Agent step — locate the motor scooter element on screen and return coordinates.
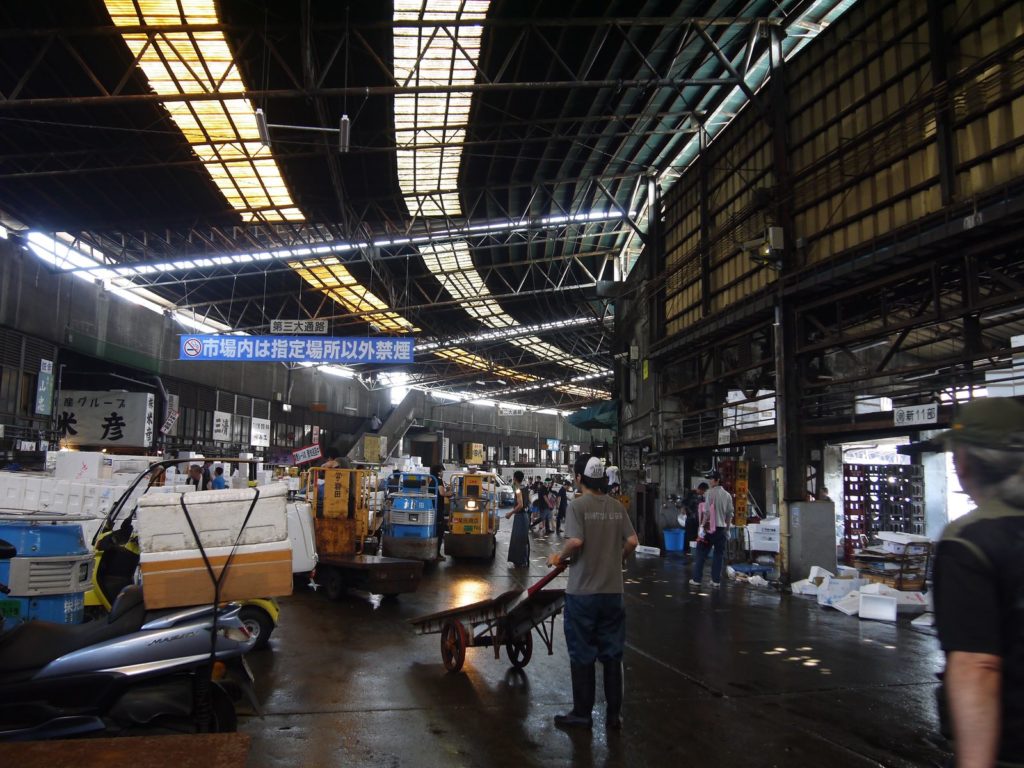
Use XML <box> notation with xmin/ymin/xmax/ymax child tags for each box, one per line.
<box><xmin>0</xmin><ymin>537</ymin><xmax>257</xmax><ymax>741</ymax></box>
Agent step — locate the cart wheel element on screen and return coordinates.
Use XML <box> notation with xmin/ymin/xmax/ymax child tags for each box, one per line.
<box><xmin>506</xmin><ymin>632</ymin><xmax>533</xmax><ymax>668</ymax></box>
<box><xmin>441</xmin><ymin>620</ymin><xmax>468</xmax><ymax>673</ymax></box>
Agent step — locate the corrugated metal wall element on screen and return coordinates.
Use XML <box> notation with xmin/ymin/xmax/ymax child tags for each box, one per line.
<box><xmin>789</xmin><ymin>0</ymin><xmax>939</xmax><ymax>264</ymax></box>
<box><xmin>661</xmin><ymin>0</ymin><xmax>1023</xmax><ymax>337</ymax></box>
<box><xmin>951</xmin><ymin>0</ymin><xmax>1024</xmax><ymax>196</ymax></box>
<box><xmin>663</xmin><ymin>105</ymin><xmax>775</xmax><ymax>336</ymax></box>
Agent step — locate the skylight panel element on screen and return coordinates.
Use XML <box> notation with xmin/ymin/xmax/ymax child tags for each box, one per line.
<box><xmin>392</xmin><ymin>3</ymin><xmax>608</xmax><ymax>379</ymax></box>
<box><xmin>393</xmin><ymin>0</ymin><xmax>487</xmax><ymax>218</ymax></box>
<box><xmin>104</xmin><ymin>0</ymin><xmax>302</xmax><ymax>222</ymax></box>
<box><xmin>435</xmin><ymin>348</ymin><xmax>536</xmax><ymax>383</ymax></box>
<box><xmin>556</xmin><ymin>385</ymin><xmax>611</xmax><ymax>400</ymax></box>
<box><xmin>294</xmin><ymin>258</ymin><xmax>420</xmax><ymax>334</ymax></box>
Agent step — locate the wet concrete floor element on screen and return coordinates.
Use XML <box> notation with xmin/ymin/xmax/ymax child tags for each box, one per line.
<box><xmin>242</xmin><ymin>524</ymin><xmax>951</xmax><ymax>768</ymax></box>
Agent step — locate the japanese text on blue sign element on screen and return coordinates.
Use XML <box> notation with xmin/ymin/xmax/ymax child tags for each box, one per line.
<box><xmin>179</xmin><ymin>335</ymin><xmax>415</xmax><ymax>364</ymax></box>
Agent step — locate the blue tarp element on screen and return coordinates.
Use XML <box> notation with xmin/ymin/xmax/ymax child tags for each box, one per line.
<box><xmin>566</xmin><ymin>400</ymin><xmax>618</xmax><ymax>431</ymax></box>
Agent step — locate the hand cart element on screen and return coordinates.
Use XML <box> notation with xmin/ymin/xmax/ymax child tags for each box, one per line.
<box><xmin>410</xmin><ymin>565</ymin><xmax>566</xmax><ymax>672</ymax></box>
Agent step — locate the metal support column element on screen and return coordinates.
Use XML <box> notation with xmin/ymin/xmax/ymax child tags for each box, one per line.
<box><xmin>699</xmin><ymin>125</ymin><xmax>712</xmax><ymax>317</ymax></box>
<box><xmin>927</xmin><ymin>0</ymin><xmax>958</xmax><ymax>205</ymax></box>
<box><xmin>646</xmin><ymin>174</ymin><xmax>664</xmax><ymax>347</ymax></box>
<box><xmin>767</xmin><ymin>24</ymin><xmax>803</xmax><ymax>584</ymax></box>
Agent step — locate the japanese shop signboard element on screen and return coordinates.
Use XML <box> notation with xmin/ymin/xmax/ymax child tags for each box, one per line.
<box><xmin>292</xmin><ymin>444</ymin><xmax>322</xmax><ymax>465</ymax></box>
<box><xmin>251</xmin><ymin>418</ymin><xmax>271</xmax><ymax>448</ymax></box>
<box><xmin>213</xmin><ymin>411</ymin><xmax>233</xmax><ymax>442</ymax></box>
<box><xmin>179</xmin><ymin>335</ymin><xmax>414</xmax><ymax>364</ymax></box>
<box><xmin>35</xmin><ymin>359</ymin><xmax>54</xmax><ymax>416</ymax></box>
<box><xmin>57</xmin><ymin>391</ymin><xmax>155</xmax><ymax>448</ymax></box>
<box><xmin>893</xmin><ymin>404</ymin><xmax>938</xmax><ymax>426</ymax></box>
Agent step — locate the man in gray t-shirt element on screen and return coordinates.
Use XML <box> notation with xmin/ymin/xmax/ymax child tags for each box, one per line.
<box><xmin>547</xmin><ymin>454</ymin><xmax>638</xmax><ymax>730</ymax></box>
<box><xmin>564</xmin><ymin>493</ymin><xmax>636</xmax><ymax>595</ymax></box>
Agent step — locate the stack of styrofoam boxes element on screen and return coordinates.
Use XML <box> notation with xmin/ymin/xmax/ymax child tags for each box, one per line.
<box><xmin>135</xmin><ymin>482</ymin><xmax>293</xmax><ymax>609</ymax></box>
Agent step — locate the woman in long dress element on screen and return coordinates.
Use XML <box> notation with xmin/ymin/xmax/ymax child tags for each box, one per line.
<box><xmin>506</xmin><ymin>470</ymin><xmax>530</xmax><ymax>567</ymax></box>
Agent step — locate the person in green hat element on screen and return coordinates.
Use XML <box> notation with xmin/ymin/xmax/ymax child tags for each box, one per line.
<box><xmin>933</xmin><ymin>397</ymin><xmax>1024</xmax><ymax>768</ymax></box>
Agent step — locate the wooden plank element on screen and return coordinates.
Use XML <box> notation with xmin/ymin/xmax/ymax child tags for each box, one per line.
<box><xmin>6</xmin><ymin>733</ymin><xmax>250</xmax><ymax>768</ymax></box>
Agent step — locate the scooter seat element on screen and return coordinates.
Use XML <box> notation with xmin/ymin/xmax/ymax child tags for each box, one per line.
<box><xmin>0</xmin><ymin>587</ymin><xmax>146</xmax><ymax>673</ymax></box>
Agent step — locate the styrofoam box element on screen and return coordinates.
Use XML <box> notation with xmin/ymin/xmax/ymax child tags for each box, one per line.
<box><xmin>817</xmin><ymin>576</ymin><xmax>864</xmax><ymax>607</ymax></box>
<box><xmin>877</xmin><ymin>531</ymin><xmax>930</xmax><ymax>555</ymax></box>
<box><xmin>21</xmin><ymin>477</ymin><xmax>42</xmax><ymax>510</ymax></box>
<box><xmin>55</xmin><ymin>452</ymin><xmax>106</xmax><ymax>481</ymax></box>
<box><xmin>38</xmin><ymin>485</ymin><xmax>66</xmax><ymax>514</ymax></box>
<box><xmin>0</xmin><ymin>474</ymin><xmax>25</xmax><ymax>509</ymax></box>
<box><xmin>859</xmin><ymin>593</ymin><xmax>898</xmax><ymax>622</ymax></box>
<box><xmin>136</xmin><ymin>482</ymin><xmax>289</xmax><ymax>552</ymax></box>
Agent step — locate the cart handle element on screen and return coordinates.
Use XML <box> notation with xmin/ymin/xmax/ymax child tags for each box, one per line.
<box><xmin>527</xmin><ymin>562</ymin><xmax>567</xmax><ymax>597</ymax></box>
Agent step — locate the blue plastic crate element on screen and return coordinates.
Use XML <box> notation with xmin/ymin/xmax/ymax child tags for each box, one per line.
<box><xmin>390</xmin><ymin>523</ymin><xmax>435</xmax><ymax>539</ymax></box>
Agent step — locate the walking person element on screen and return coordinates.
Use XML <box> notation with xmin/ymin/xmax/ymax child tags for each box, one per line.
<box><xmin>932</xmin><ymin>397</ymin><xmax>1024</xmax><ymax>767</ymax></box>
<box><xmin>556</xmin><ymin>481</ymin><xmax>569</xmax><ymax>535</ymax></box>
<box><xmin>689</xmin><ymin>471</ymin><xmax>733</xmax><ymax>588</ymax></box>
<box><xmin>547</xmin><ymin>454</ymin><xmax>638</xmax><ymax>730</ymax></box>
<box><xmin>505</xmin><ymin>470</ymin><xmax>530</xmax><ymax>568</ymax></box>
<box><xmin>430</xmin><ymin>464</ymin><xmax>451</xmax><ymax>561</ymax></box>
<box><xmin>540</xmin><ymin>478</ymin><xmax>556</xmax><ymax>535</ymax></box>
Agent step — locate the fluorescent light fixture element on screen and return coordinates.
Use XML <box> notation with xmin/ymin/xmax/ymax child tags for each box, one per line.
<box><xmin>320</xmin><ymin>365</ymin><xmax>355</xmax><ymax>379</ymax></box>
<box><xmin>0</xmin><ymin>225</ymin><xmax>7</xmax><ymax>239</ymax></box>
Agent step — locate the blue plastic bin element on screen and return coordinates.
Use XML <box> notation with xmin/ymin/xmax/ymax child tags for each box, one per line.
<box><xmin>663</xmin><ymin>528</ymin><xmax>685</xmax><ymax>552</ymax></box>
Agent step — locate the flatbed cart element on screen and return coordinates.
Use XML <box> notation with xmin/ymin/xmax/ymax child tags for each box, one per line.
<box><xmin>410</xmin><ymin>564</ymin><xmax>566</xmax><ymax>673</ymax></box>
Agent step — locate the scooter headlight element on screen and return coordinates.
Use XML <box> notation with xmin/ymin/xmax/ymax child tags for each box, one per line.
<box><xmin>220</xmin><ymin>625</ymin><xmax>252</xmax><ymax>643</ymax></box>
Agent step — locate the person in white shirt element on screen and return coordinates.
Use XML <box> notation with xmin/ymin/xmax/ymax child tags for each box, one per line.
<box><xmin>689</xmin><ymin>470</ymin><xmax>734</xmax><ymax>588</ymax></box>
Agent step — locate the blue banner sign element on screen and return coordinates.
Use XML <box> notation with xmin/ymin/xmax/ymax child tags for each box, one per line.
<box><xmin>179</xmin><ymin>335</ymin><xmax>414</xmax><ymax>364</ymax></box>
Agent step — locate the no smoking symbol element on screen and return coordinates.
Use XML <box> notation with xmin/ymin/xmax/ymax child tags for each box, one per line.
<box><xmin>183</xmin><ymin>338</ymin><xmax>203</xmax><ymax>357</ymax></box>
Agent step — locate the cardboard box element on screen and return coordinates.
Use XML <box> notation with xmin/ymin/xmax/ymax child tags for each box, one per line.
<box><xmin>745</xmin><ymin>524</ymin><xmax>781</xmax><ymax>552</ymax></box>
<box><xmin>140</xmin><ymin>541</ymin><xmax>293</xmax><ymax>609</ymax></box>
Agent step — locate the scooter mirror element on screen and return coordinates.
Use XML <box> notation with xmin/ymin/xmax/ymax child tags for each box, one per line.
<box><xmin>0</xmin><ymin>539</ymin><xmax>15</xmax><ymax>559</ymax></box>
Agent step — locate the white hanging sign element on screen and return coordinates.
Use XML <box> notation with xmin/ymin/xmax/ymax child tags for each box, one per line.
<box><xmin>213</xmin><ymin>410</ymin><xmax>233</xmax><ymax>441</ymax></box>
<box><xmin>251</xmin><ymin>418</ymin><xmax>271</xmax><ymax>448</ymax></box>
<box><xmin>893</xmin><ymin>404</ymin><xmax>937</xmax><ymax>426</ymax></box>
<box><xmin>57</xmin><ymin>391</ymin><xmax>155</xmax><ymax>448</ymax></box>
<box><xmin>270</xmin><ymin>319</ymin><xmax>329</xmax><ymax>335</ymax></box>
<box><xmin>293</xmin><ymin>444</ymin><xmax>322</xmax><ymax>465</ymax></box>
